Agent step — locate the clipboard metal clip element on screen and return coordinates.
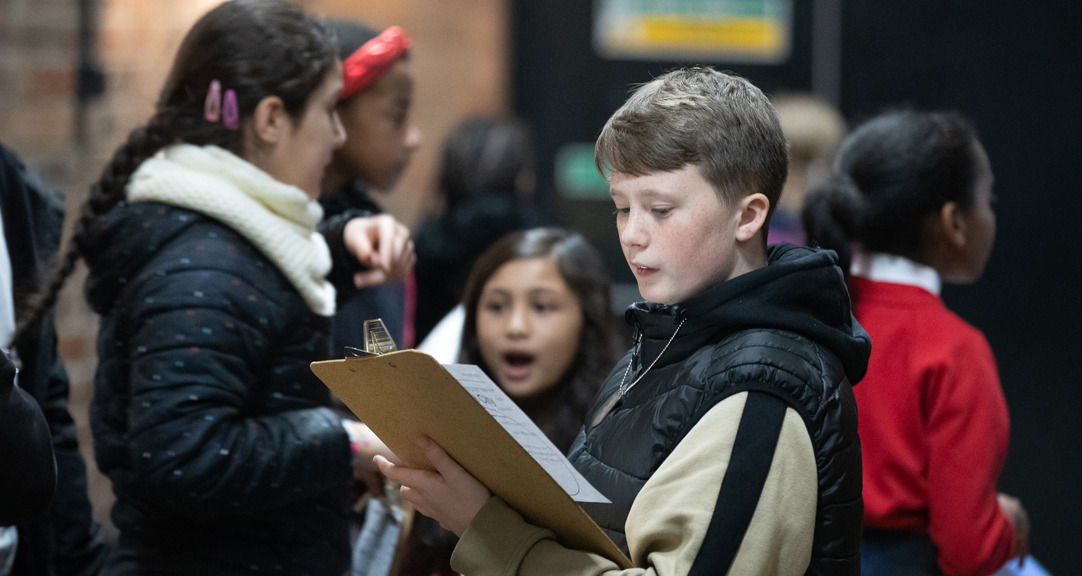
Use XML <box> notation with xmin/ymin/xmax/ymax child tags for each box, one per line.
<box><xmin>344</xmin><ymin>318</ymin><xmax>398</xmax><ymax>358</ymax></box>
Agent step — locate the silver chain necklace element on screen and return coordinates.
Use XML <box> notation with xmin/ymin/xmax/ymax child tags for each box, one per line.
<box><xmin>618</xmin><ymin>318</ymin><xmax>687</xmax><ymax>397</ymax></box>
<box><xmin>590</xmin><ymin>317</ymin><xmax>687</xmax><ymax>429</ymax></box>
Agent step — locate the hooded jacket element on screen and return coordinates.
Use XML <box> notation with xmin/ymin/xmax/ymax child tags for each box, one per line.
<box><xmin>571</xmin><ymin>243</ymin><xmax>869</xmax><ymax>574</ymax></box>
<box><xmin>451</xmin><ymin>244</ymin><xmax>870</xmax><ymax>576</ymax></box>
<box><xmin>83</xmin><ymin>193</ymin><xmax>357</xmax><ymax>574</ymax></box>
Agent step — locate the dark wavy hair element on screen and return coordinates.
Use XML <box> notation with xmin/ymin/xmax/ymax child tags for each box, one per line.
<box><xmin>406</xmin><ymin>228</ymin><xmax>614</xmax><ymax>576</ymax></box>
<box><xmin>802</xmin><ymin>110</ymin><xmax>981</xmax><ymax>273</ymax></box>
<box><xmin>459</xmin><ymin>227</ymin><xmax>613</xmax><ymax>452</ymax></box>
<box><xmin>13</xmin><ymin>0</ymin><xmax>338</xmax><ymax>348</ymax></box>
<box><xmin>438</xmin><ymin>115</ymin><xmax>535</xmax><ymax>207</ymax></box>
<box><xmin>322</xmin><ymin>18</ymin><xmax>380</xmax><ymax>62</ymax></box>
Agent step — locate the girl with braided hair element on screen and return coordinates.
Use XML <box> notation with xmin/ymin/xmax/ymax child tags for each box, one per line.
<box><xmin>15</xmin><ymin>1</ymin><xmax>413</xmax><ymax>573</ymax></box>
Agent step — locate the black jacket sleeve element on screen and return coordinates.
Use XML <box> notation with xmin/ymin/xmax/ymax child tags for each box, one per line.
<box><xmin>319</xmin><ymin>208</ymin><xmax>374</xmax><ymax>303</ymax></box>
<box><xmin>1</xmin><ymin>142</ymin><xmax>110</xmax><ymax>574</ymax></box>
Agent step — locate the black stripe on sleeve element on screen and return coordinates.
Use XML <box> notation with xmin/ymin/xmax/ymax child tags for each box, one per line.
<box><xmin>688</xmin><ymin>392</ymin><xmax>789</xmax><ymax>576</ymax></box>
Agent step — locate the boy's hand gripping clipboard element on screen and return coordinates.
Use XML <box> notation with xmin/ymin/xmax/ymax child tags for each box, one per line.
<box><xmin>310</xmin><ymin>340</ymin><xmax>631</xmax><ymax>567</ymax></box>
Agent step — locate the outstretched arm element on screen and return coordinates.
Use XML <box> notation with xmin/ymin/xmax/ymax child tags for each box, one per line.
<box><xmin>343</xmin><ymin>214</ymin><xmax>415</xmax><ymax>288</ymax></box>
<box><xmin>320</xmin><ymin>211</ymin><xmax>415</xmax><ymax>294</ymax></box>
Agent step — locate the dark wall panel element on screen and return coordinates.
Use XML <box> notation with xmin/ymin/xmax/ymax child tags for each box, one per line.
<box><xmin>842</xmin><ymin>3</ymin><xmax>1082</xmax><ymax>574</ymax></box>
<box><xmin>511</xmin><ymin>0</ymin><xmax>816</xmax><ymax>284</ymax></box>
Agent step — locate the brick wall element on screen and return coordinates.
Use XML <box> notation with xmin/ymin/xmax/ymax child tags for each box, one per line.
<box><xmin>2</xmin><ymin>0</ymin><xmax>508</xmax><ymax>542</ymax></box>
<box><xmin>0</xmin><ymin>0</ymin><xmax>76</xmax><ymax>146</ymax></box>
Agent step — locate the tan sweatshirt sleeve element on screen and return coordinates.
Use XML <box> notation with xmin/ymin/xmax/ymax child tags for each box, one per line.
<box><xmin>450</xmin><ymin>391</ymin><xmax>818</xmax><ymax>576</ymax></box>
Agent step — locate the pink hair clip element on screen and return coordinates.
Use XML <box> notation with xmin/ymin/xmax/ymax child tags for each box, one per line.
<box><xmin>204</xmin><ymin>80</ymin><xmax>222</xmax><ymax>122</ymax></box>
<box><xmin>222</xmin><ymin>89</ymin><xmax>239</xmax><ymax>130</ymax></box>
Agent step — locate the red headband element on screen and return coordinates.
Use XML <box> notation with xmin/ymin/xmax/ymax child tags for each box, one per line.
<box><xmin>339</xmin><ymin>26</ymin><xmax>411</xmax><ymax>101</ymax></box>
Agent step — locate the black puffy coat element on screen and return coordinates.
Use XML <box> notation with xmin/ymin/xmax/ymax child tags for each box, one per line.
<box><xmin>1</xmin><ymin>143</ymin><xmax>109</xmax><ymax>575</ymax></box>
<box><xmin>570</xmin><ymin>244</ymin><xmax>870</xmax><ymax>575</ymax></box>
<box><xmin>84</xmin><ymin>201</ymin><xmax>357</xmax><ymax>575</ymax></box>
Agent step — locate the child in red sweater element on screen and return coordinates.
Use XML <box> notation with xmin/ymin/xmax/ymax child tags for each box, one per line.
<box><xmin>804</xmin><ymin>110</ymin><xmax>1030</xmax><ymax>576</ymax></box>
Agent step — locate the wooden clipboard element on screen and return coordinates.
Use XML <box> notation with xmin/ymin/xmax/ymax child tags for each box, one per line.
<box><xmin>311</xmin><ymin>350</ymin><xmax>632</xmax><ymax>568</ymax></box>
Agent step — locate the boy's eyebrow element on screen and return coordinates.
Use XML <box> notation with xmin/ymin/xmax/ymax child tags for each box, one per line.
<box><xmin>610</xmin><ymin>187</ymin><xmax>676</xmax><ymax>201</ymax></box>
<box><xmin>640</xmin><ymin>188</ymin><xmax>675</xmax><ymax>200</ymax></box>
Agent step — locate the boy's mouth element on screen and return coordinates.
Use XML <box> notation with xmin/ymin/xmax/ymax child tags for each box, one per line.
<box><xmin>633</xmin><ymin>264</ymin><xmax>658</xmax><ymax>277</ymax></box>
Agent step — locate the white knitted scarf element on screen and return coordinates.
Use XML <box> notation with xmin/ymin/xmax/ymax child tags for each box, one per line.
<box><xmin>127</xmin><ymin>144</ymin><xmax>336</xmax><ymax>316</ymax></box>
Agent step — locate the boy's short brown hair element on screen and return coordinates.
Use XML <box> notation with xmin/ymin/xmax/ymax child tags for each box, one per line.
<box><xmin>596</xmin><ymin>67</ymin><xmax>788</xmax><ymax>220</ymax></box>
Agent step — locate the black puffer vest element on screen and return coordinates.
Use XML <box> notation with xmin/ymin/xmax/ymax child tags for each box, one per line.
<box><xmin>568</xmin><ymin>245</ymin><xmax>870</xmax><ymax>575</ymax></box>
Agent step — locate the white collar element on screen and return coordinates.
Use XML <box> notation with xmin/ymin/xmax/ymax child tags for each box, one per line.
<box><xmin>850</xmin><ymin>251</ymin><xmax>941</xmax><ymax>295</ymax></box>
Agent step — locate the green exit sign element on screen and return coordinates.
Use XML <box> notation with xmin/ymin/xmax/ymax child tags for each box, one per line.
<box><xmin>555</xmin><ymin>142</ymin><xmax>611</xmax><ymax>199</ymax></box>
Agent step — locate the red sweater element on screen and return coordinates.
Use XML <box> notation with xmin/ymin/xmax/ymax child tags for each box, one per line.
<box><xmin>851</xmin><ymin>277</ymin><xmax>1015</xmax><ymax>576</ymax></box>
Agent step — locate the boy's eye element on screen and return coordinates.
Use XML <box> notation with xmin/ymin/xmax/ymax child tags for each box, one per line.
<box><xmin>612</xmin><ymin>207</ymin><xmax>629</xmax><ymax>216</ymax></box>
<box><xmin>652</xmin><ymin>207</ymin><xmax>672</xmax><ymax>217</ymax></box>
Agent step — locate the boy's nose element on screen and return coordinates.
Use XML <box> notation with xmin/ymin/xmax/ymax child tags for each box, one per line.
<box><xmin>619</xmin><ymin>211</ymin><xmax>648</xmax><ymax>248</ymax></box>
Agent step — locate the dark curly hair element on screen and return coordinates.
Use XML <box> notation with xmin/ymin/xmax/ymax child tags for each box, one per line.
<box><xmin>437</xmin><ymin>115</ymin><xmax>535</xmax><ymax>207</ymax></box>
<box><xmin>12</xmin><ymin>0</ymin><xmax>338</xmax><ymax>349</ymax></box>
<box><xmin>802</xmin><ymin>110</ymin><xmax>981</xmax><ymax>273</ymax></box>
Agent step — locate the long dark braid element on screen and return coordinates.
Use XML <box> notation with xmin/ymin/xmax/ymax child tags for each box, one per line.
<box><xmin>11</xmin><ymin>0</ymin><xmax>337</xmax><ymax>350</ymax></box>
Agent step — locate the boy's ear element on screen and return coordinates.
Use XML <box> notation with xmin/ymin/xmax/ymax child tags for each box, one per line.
<box><xmin>938</xmin><ymin>201</ymin><xmax>968</xmax><ymax>248</ymax></box>
<box><xmin>734</xmin><ymin>192</ymin><xmax>770</xmax><ymax>242</ymax></box>
<box><xmin>250</xmin><ymin>95</ymin><xmax>289</xmax><ymax>145</ymax></box>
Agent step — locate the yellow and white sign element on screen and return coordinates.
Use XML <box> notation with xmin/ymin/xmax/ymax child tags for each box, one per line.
<box><xmin>595</xmin><ymin>0</ymin><xmax>792</xmax><ymax>63</ymax></box>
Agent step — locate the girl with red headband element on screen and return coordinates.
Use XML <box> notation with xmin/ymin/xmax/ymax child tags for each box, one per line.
<box><xmin>319</xmin><ymin>19</ymin><xmax>423</xmax><ymax>576</ymax></box>
<box><xmin>321</xmin><ymin>19</ymin><xmax>422</xmax><ymax>360</ymax></box>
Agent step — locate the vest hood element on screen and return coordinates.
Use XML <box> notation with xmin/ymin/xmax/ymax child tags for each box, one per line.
<box><xmin>626</xmin><ymin>244</ymin><xmax>871</xmax><ymax>385</ymax></box>
<box><xmin>83</xmin><ymin>202</ymin><xmax>203</xmax><ymax>315</ymax></box>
